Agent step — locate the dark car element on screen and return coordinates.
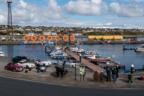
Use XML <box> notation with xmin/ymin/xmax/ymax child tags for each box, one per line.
<box><xmin>36</xmin><ymin>64</ymin><xmax>47</xmax><ymax>72</ymax></box>
<box><xmin>12</xmin><ymin>56</ymin><xmax>28</xmax><ymax>63</ymax></box>
<box><xmin>5</xmin><ymin>63</ymin><xmax>24</xmax><ymax>72</ymax></box>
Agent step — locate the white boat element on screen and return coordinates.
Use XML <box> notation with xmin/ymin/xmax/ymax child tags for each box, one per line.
<box><xmin>55</xmin><ymin>46</ymin><xmax>61</xmax><ymax>50</ymax></box>
<box><xmin>50</xmin><ymin>50</ymin><xmax>62</xmax><ymax>57</ymax></box>
<box><xmin>87</xmin><ymin>54</ymin><xmax>96</xmax><ymax>60</ymax></box>
<box><xmin>70</xmin><ymin>47</ymin><xmax>79</xmax><ymax>52</ymax></box>
<box><xmin>40</xmin><ymin>60</ymin><xmax>52</xmax><ymax>67</ymax></box>
<box><xmin>51</xmin><ymin>52</ymin><xmax>67</xmax><ymax>59</ymax></box>
<box><xmin>135</xmin><ymin>45</ymin><xmax>144</xmax><ymax>52</ymax></box>
<box><xmin>70</xmin><ymin>47</ymin><xmax>85</xmax><ymax>53</ymax></box>
<box><xmin>0</xmin><ymin>50</ymin><xmax>5</xmax><ymax>57</ymax></box>
<box><xmin>77</xmin><ymin>48</ymin><xmax>85</xmax><ymax>53</ymax></box>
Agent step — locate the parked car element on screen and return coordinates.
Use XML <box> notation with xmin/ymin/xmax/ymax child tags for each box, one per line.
<box><xmin>18</xmin><ymin>62</ymin><xmax>35</xmax><ymax>70</ymax></box>
<box><xmin>12</xmin><ymin>56</ymin><xmax>28</xmax><ymax>63</ymax></box>
<box><xmin>36</xmin><ymin>64</ymin><xmax>47</xmax><ymax>72</ymax></box>
<box><xmin>5</xmin><ymin>63</ymin><xmax>24</xmax><ymax>72</ymax></box>
<box><xmin>40</xmin><ymin>60</ymin><xmax>52</xmax><ymax>67</ymax></box>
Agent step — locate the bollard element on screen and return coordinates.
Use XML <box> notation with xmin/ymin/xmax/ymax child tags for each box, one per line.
<box><xmin>93</xmin><ymin>71</ymin><xmax>101</xmax><ymax>82</ymax></box>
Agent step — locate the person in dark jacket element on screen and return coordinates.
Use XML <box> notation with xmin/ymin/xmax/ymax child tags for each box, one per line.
<box><xmin>116</xmin><ymin>65</ymin><xmax>119</xmax><ymax>78</ymax></box>
<box><xmin>105</xmin><ymin>66</ymin><xmax>112</xmax><ymax>81</ymax></box>
<box><xmin>112</xmin><ymin>67</ymin><xmax>117</xmax><ymax>82</ymax></box>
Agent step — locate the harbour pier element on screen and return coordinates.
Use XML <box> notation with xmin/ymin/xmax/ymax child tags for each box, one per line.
<box><xmin>65</xmin><ymin>48</ymin><xmax>105</xmax><ymax>81</ymax></box>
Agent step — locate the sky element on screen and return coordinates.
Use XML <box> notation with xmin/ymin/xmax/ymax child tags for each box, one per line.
<box><xmin>0</xmin><ymin>0</ymin><xmax>144</xmax><ymax>28</ymax></box>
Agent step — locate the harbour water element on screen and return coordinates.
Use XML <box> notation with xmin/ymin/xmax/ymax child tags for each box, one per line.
<box><xmin>0</xmin><ymin>44</ymin><xmax>144</xmax><ymax>70</ymax></box>
<box><xmin>0</xmin><ymin>45</ymin><xmax>48</xmax><ymax>60</ymax></box>
<box><xmin>82</xmin><ymin>44</ymin><xmax>144</xmax><ymax>70</ymax></box>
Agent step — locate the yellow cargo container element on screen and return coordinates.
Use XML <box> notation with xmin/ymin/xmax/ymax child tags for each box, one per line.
<box><xmin>95</xmin><ymin>36</ymin><xmax>102</xmax><ymax>40</ymax></box>
<box><xmin>102</xmin><ymin>36</ymin><xmax>114</xmax><ymax>40</ymax></box>
<box><xmin>88</xmin><ymin>36</ymin><xmax>96</xmax><ymax>40</ymax></box>
<box><xmin>113</xmin><ymin>35</ymin><xmax>123</xmax><ymax>40</ymax></box>
<box><xmin>88</xmin><ymin>35</ymin><xmax>123</xmax><ymax>40</ymax></box>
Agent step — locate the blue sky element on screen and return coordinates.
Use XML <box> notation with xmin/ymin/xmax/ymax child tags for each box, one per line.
<box><xmin>0</xmin><ymin>0</ymin><xmax>144</xmax><ymax>28</ymax></box>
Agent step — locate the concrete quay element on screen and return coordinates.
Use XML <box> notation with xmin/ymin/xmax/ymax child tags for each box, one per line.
<box><xmin>0</xmin><ymin>57</ymin><xmax>144</xmax><ymax>88</ymax></box>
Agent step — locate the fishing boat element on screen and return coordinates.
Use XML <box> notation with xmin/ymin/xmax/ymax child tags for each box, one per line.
<box><xmin>135</xmin><ymin>44</ymin><xmax>144</xmax><ymax>52</ymax></box>
<box><xmin>51</xmin><ymin>53</ymin><xmax>67</xmax><ymax>59</ymax></box>
<box><xmin>70</xmin><ymin>47</ymin><xmax>79</xmax><ymax>52</ymax></box>
<box><xmin>70</xmin><ymin>47</ymin><xmax>85</xmax><ymax>53</ymax></box>
<box><xmin>50</xmin><ymin>50</ymin><xmax>62</xmax><ymax>56</ymax></box>
<box><xmin>83</xmin><ymin>51</ymin><xmax>97</xmax><ymax>58</ymax></box>
<box><xmin>0</xmin><ymin>51</ymin><xmax>5</xmax><ymax>57</ymax></box>
<box><xmin>87</xmin><ymin>53</ymin><xmax>112</xmax><ymax>64</ymax></box>
<box><xmin>0</xmin><ymin>48</ymin><xmax>5</xmax><ymax>57</ymax></box>
<box><xmin>50</xmin><ymin>49</ymin><xmax>67</xmax><ymax>59</ymax></box>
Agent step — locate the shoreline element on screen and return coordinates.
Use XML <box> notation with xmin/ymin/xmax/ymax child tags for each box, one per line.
<box><xmin>82</xmin><ymin>41</ymin><xmax>144</xmax><ymax>45</ymax></box>
<box><xmin>0</xmin><ymin>41</ymin><xmax>144</xmax><ymax>45</ymax></box>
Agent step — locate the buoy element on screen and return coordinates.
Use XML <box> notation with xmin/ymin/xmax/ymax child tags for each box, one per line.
<box><xmin>47</xmin><ymin>35</ymin><xmax>52</xmax><ymax>41</ymax></box>
<box><xmin>23</xmin><ymin>35</ymin><xmax>30</xmax><ymax>41</ymax></box>
<box><xmin>30</xmin><ymin>35</ymin><xmax>37</xmax><ymax>41</ymax></box>
<box><xmin>39</xmin><ymin>35</ymin><xmax>46</xmax><ymax>41</ymax></box>
<box><xmin>63</xmin><ymin>35</ymin><xmax>69</xmax><ymax>42</ymax></box>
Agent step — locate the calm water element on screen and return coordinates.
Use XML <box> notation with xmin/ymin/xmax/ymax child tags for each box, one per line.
<box><xmin>82</xmin><ymin>44</ymin><xmax>144</xmax><ymax>69</ymax></box>
<box><xmin>0</xmin><ymin>45</ymin><xmax>48</xmax><ymax>61</ymax></box>
<box><xmin>0</xmin><ymin>44</ymin><xmax>144</xmax><ymax>69</ymax></box>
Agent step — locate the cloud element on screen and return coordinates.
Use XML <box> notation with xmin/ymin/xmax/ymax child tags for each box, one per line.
<box><xmin>47</xmin><ymin>0</ymin><xmax>62</xmax><ymax>19</ymax></box>
<box><xmin>0</xmin><ymin>0</ymin><xmax>144</xmax><ymax>27</ymax></box>
<box><xmin>17</xmin><ymin>0</ymin><xmax>28</xmax><ymax>9</ymax></box>
<box><xmin>0</xmin><ymin>14</ymin><xmax>6</xmax><ymax>24</ymax></box>
<box><xmin>12</xmin><ymin>0</ymin><xmax>39</xmax><ymax>24</ymax></box>
<box><xmin>65</xmin><ymin>0</ymin><xmax>144</xmax><ymax>17</ymax></box>
<box><xmin>110</xmin><ymin>1</ymin><xmax>144</xmax><ymax>17</ymax></box>
<box><xmin>65</xmin><ymin>0</ymin><xmax>107</xmax><ymax>16</ymax></box>
<box><xmin>0</xmin><ymin>0</ymin><xmax>63</xmax><ymax>25</ymax></box>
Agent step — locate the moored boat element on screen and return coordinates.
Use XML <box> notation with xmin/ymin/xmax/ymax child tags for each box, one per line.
<box><xmin>0</xmin><ymin>48</ymin><xmax>5</xmax><ymax>57</ymax></box>
<box><xmin>135</xmin><ymin>44</ymin><xmax>144</xmax><ymax>52</ymax></box>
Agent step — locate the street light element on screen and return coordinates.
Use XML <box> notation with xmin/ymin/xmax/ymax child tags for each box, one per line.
<box><xmin>75</xmin><ymin>62</ymin><xmax>77</xmax><ymax>80</ymax></box>
<box><xmin>79</xmin><ymin>53</ymin><xmax>82</xmax><ymax>63</ymax></box>
<box><xmin>74</xmin><ymin>53</ymin><xmax>82</xmax><ymax>81</ymax></box>
<box><xmin>67</xmin><ymin>31</ymin><xmax>70</xmax><ymax>48</ymax></box>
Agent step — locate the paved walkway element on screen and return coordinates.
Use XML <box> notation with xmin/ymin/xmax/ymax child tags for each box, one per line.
<box><xmin>0</xmin><ymin>57</ymin><xmax>144</xmax><ymax>88</ymax></box>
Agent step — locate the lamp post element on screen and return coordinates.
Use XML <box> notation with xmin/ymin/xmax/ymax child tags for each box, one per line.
<box><xmin>7</xmin><ymin>0</ymin><xmax>13</xmax><ymax>39</ymax></box>
<box><xmin>75</xmin><ymin>63</ymin><xmax>77</xmax><ymax>80</ymax></box>
<box><xmin>67</xmin><ymin>31</ymin><xmax>70</xmax><ymax>48</ymax></box>
<box><xmin>79</xmin><ymin>53</ymin><xmax>82</xmax><ymax>63</ymax></box>
<box><xmin>7</xmin><ymin>0</ymin><xmax>13</xmax><ymax>61</ymax></box>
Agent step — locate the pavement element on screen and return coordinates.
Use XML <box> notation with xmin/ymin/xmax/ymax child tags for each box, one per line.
<box><xmin>0</xmin><ymin>77</ymin><xmax>144</xmax><ymax>96</ymax></box>
<box><xmin>1</xmin><ymin>57</ymin><xmax>144</xmax><ymax>89</ymax></box>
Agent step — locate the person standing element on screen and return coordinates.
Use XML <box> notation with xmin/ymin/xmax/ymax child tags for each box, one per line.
<box><xmin>106</xmin><ymin>66</ymin><xmax>111</xmax><ymax>81</ymax></box>
<box><xmin>112</xmin><ymin>67</ymin><xmax>117</xmax><ymax>82</ymax></box>
<box><xmin>128</xmin><ymin>64</ymin><xmax>135</xmax><ymax>83</ymax></box>
<box><xmin>116</xmin><ymin>65</ymin><xmax>119</xmax><ymax>78</ymax></box>
<box><xmin>130</xmin><ymin>64</ymin><xmax>135</xmax><ymax>74</ymax></box>
<box><xmin>79</xmin><ymin>65</ymin><xmax>86</xmax><ymax>81</ymax></box>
